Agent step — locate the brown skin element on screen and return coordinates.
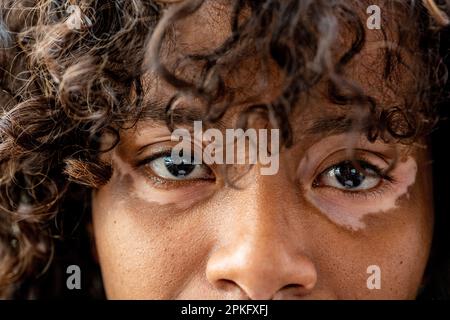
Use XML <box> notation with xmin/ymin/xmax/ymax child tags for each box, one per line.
<box><xmin>91</xmin><ymin>1</ymin><xmax>434</xmax><ymax>299</ymax></box>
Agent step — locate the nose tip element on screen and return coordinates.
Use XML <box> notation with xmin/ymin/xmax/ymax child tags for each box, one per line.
<box><xmin>206</xmin><ymin>243</ymin><xmax>318</xmax><ymax>299</ymax></box>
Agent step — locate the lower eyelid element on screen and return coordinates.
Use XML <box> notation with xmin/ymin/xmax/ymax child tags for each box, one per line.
<box><xmin>315</xmin><ymin>179</ymin><xmax>393</xmax><ymax>200</ymax></box>
<box><xmin>144</xmin><ymin>171</ymin><xmax>215</xmax><ymax>189</ymax></box>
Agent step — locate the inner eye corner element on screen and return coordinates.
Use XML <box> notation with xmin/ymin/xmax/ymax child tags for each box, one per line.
<box><xmin>311</xmin><ymin>179</ymin><xmax>321</xmax><ymax>188</ymax></box>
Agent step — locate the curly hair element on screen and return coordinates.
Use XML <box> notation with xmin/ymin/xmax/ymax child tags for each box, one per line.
<box><xmin>0</xmin><ymin>0</ymin><xmax>449</xmax><ymax>299</ymax></box>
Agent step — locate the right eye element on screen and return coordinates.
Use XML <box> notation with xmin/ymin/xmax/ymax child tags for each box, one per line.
<box><xmin>147</xmin><ymin>154</ymin><xmax>214</xmax><ymax>181</ymax></box>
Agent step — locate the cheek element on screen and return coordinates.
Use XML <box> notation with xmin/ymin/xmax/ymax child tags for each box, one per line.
<box><xmin>91</xmin><ymin>175</ymin><xmax>212</xmax><ymax>299</ymax></box>
<box><xmin>309</xmin><ymin>194</ymin><xmax>433</xmax><ymax>299</ymax></box>
<box><xmin>303</xmin><ymin>220</ymin><xmax>430</xmax><ymax>299</ymax></box>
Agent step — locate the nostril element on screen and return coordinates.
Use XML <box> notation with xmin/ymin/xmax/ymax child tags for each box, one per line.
<box><xmin>282</xmin><ymin>284</ymin><xmax>302</xmax><ymax>290</ymax></box>
<box><xmin>214</xmin><ymin>279</ymin><xmax>252</xmax><ymax>299</ymax></box>
<box><xmin>274</xmin><ymin>283</ymin><xmax>314</xmax><ymax>299</ymax></box>
<box><xmin>215</xmin><ymin>279</ymin><xmax>237</xmax><ymax>291</ymax></box>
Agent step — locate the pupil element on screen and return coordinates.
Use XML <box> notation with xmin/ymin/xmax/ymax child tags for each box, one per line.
<box><xmin>164</xmin><ymin>156</ymin><xmax>195</xmax><ymax>178</ymax></box>
<box><xmin>334</xmin><ymin>161</ymin><xmax>365</xmax><ymax>188</ymax></box>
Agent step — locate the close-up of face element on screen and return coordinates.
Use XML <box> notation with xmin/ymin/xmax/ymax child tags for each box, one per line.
<box><xmin>91</xmin><ymin>0</ymin><xmax>434</xmax><ymax>299</ymax></box>
<box><xmin>1</xmin><ymin>0</ymin><xmax>449</xmax><ymax>302</ymax></box>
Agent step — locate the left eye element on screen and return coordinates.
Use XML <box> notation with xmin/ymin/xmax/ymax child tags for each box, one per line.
<box><xmin>315</xmin><ymin>161</ymin><xmax>381</xmax><ymax>191</ymax></box>
<box><xmin>148</xmin><ymin>155</ymin><xmax>214</xmax><ymax>181</ymax></box>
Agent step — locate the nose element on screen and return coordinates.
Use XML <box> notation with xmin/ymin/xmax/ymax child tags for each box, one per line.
<box><xmin>205</xmin><ymin>173</ymin><xmax>317</xmax><ymax>300</ymax></box>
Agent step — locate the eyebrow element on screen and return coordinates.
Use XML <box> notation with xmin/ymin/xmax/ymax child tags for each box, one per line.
<box><xmin>138</xmin><ymin>98</ymin><xmax>208</xmax><ymax>127</ymax></box>
<box><xmin>138</xmin><ymin>98</ymin><xmax>365</xmax><ymax>137</ymax></box>
<box><xmin>305</xmin><ymin>115</ymin><xmax>363</xmax><ymax>136</ymax></box>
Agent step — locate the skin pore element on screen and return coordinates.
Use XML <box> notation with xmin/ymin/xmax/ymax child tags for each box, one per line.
<box><xmin>91</xmin><ymin>1</ymin><xmax>434</xmax><ymax>299</ymax></box>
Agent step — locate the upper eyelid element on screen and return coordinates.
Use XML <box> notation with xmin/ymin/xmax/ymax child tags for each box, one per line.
<box><xmin>304</xmin><ymin>148</ymin><xmax>387</xmax><ymax>180</ymax></box>
<box><xmin>315</xmin><ymin>155</ymin><xmax>382</xmax><ymax>179</ymax></box>
<box><xmin>137</xmin><ymin>139</ymin><xmax>205</xmax><ymax>162</ymax></box>
<box><xmin>321</xmin><ymin>160</ymin><xmax>383</xmax><ymax>176</ymax></box>
<box><xmin>135</xmin><ymin>149</ymin><xmax>173</xmax><ymax>167</ymax></box>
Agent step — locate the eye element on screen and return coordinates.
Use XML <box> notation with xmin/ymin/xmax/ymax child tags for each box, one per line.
<box><xmin>147</xmin><ymin>154</ymin><xmax>214</xmax><ymax>181</ymax></box>
<box><xmin>315</xmin><ymin>161</ymin><xmax>382</xmax><ymax>191</ymax></box>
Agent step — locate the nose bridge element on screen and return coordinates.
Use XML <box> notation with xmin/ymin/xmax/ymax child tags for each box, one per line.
<box><xmin>235</xmin><ymin>161</ymin><xmax>295</xmax><ymax>215</ymax></box>
<box><xmin>206</xmin><ymin>169</ymin><xmax>317</xmax><ymax>299</ymax></box>
<box><xmin>221</xmin><ymin>169</ymin><xmax>293</xmax><ymax>246</ymax></box>
<box><xmin>224</xmin><ymin>170</ymin><xmax>300</xmax><ymax>261</ymax></box>
<box><xmin>240</xmin><ymin>175</ymin><xmax>291</xmax><ymax>247</ymax></box>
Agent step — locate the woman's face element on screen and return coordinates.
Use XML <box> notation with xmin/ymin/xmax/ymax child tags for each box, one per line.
<box><xmin>91</xmin><ymin>1</ymin><xmax>434</xmax><ymax>299</ymax></box>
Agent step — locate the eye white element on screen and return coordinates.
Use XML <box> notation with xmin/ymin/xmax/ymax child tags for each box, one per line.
<box><xmin>149</xmin><ymin>156</ymin><xmax>211</xmax><ymax>181</ymax></box>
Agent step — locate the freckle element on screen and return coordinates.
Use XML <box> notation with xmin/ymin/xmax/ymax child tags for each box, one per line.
<box><xmin>114</xmin><ymin>220</ymin><xmax>117</xmax><ymax>224</ymax></box>
<box><xmin>400</xmin><ymin>260</ymin><xmax>403</xmax><ymax>265</ymax></box>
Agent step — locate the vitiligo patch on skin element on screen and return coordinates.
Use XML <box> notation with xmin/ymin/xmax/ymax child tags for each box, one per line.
<box><xmin>298</xmin><ymin>134</ymin><xmax>419</xmax><ymax>231</ymax></box>
<box><xmin>109</xmin><ymin>150</ymin><xmax>216</xmax><ymax>212</ymax></box>
<box><xmin>305</xmin><ymin>157</ymin><xmax>418</xmax><ymax>231</ymax></box>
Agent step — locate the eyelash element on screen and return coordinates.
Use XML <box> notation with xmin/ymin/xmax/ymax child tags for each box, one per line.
<box><xmin>137</xmin><ymin>148</ymin><xmax>396</xmax><ymax>200</ymax></box>
<box><xmin>138</xmin><ymin>150</ymin><xmax>172</xmax><ymax>166</ymax></box>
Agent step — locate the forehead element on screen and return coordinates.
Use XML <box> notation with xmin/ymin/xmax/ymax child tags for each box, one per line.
<box><xmin>140</xmin><ymin>0</ymin><xmax>421</xmax><ymax>130</ymax></box>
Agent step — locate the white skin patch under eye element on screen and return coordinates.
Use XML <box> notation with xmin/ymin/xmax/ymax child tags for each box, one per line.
<box><xmin>297</xmin><ymin>134</ymin><xmax>419</xmax><ymax>231</ymax></box>
<box><xmin>304</xmin><ymin>156</ymin><xmax>418</xmax><ymax>231</ymax></box>
<box><xmin>110</xmin><ymin>151</ymin><xmax>216</xmax><ymax>211</ymax></box>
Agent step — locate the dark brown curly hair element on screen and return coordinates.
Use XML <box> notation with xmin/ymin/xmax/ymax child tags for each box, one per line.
<box><xmin>0</xmin><ymin>0</ymin><xmax>449</xmax><ymax>299</ymax></box>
